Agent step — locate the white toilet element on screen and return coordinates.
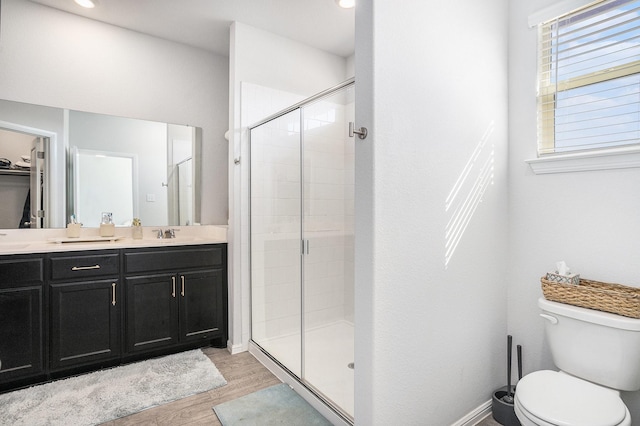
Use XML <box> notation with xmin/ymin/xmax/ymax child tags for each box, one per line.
<box><xmin>514</xmin><ymin>297</ymin><xmax>640</xmax><ymax>426</ymax></box>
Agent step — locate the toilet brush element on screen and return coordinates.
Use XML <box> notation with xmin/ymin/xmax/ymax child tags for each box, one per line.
<box><xmin>501</xmin><ymin>335</ymin><xmax>514</xmax><ymax>404</ymax></box>
<box><xmin>517</xmin><ymin>344</ymin><xmax>523</xmax><ymax>382</ymax></box>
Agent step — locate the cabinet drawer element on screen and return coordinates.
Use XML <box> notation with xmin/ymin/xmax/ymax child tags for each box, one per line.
<box><xmin>50</xmin><ymin>251</ymin><xmax>119</xmax><ymax>281</ymax></box>
<box><xmin>0</xmin><ymin>256</ymin><xmax>44</xmax><ymax>288</ymax></box>
<box><xmin>124</xmin><ymin>245</ymin><xmax>225</xmax><ymax>274</ymax></box>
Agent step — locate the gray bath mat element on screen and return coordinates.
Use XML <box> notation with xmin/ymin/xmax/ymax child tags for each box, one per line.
<box><xmin>0</xmin><ymin>349</ymin><xmax>227</xmax><ymax>426</ymax></box>
<box><xmin>213</xmin><ymin>383</ymin><xmax>333</xmax><ymax>425</ymax></box>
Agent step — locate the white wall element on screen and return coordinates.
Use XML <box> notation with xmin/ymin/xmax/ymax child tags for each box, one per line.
<box><xmin>228</xmin><ymin>22</ymin><xmax>350</xmax><ymax>352</ymax></box>
<box><xmin>0</xmin><ymin>130</ymin><xmax>35</xmax><ymax>165</ymax></box>
<box><xmin>355</xmin><ymin>0</ymin><xmax>509</xmax><ymax>424</ymax></box>
<box><xmin>0</xmin><ymin>0</ymin><xmax>229</xmax><ymax>225</ymax></box>
<box><xmin>508</xmin><ymin>0</ymin><xmax>640</xmax><ymax>420</ymax></box>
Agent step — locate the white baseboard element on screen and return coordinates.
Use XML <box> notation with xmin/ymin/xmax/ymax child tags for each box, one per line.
<box><xmin>452</xmin><ymin>400</ymin><xmax>492</xmax><ymax>426</ymax></box>
<box><xmin>226</xmin><ymin>340</ymin><xmax>248</xmax><ymax>355</ymax></box>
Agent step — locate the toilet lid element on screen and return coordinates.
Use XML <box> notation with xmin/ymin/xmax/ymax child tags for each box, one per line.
<box><xmin>516</xmin><ymin>370</ymin><xmax>627</xmax><ymax>426</ymax></box>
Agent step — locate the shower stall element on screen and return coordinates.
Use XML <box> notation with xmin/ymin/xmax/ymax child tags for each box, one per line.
<box><xmin>249</xmin><ymin>79</ymin><xmax>355</xmax><ymax>422</ymax></box>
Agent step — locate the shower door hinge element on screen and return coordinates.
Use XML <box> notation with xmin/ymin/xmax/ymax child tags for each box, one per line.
<box><xmin>349</xmin><ymin>122</ymin><xmax>368</xmax><ymax>140</ymax></box>
<box><xmin>301</xmin><ymin>239</ymin><xmax>310</xmax><ymax>255</ymax></box>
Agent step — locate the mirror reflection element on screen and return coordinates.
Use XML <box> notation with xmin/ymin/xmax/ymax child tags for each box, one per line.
<box><xmin>0</xmin><ymin>98</ymin><xmax>201</xmax><ymax>229</ymax></box>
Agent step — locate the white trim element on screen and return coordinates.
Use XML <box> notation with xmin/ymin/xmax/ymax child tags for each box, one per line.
<box><xmin>249</xmin><ymin>341</ymin><xmax>352</xmax><ymax>426</ymax></box>
<box><xmin>226</xmin><ymin>341</ymin><xmax>247</xmax><ymax>355</ymax></box>
<box><xmin>451</xmin><ymin>400</ymin><xmax>493</xmax><ymax>426</ymax></box>
<box><xmin>525</xmin><ymin>146</ymin><xmax>640</xmax><ymax>174</ymax></box>
<box><xmin>528</xmin><ymin>0</ymin><xmax>601</xmax><ymax>27</ymax></box>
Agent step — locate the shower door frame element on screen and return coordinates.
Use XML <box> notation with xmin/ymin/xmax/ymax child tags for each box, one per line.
<box><xmin>248</xmin><ymin>78</ymin><xmax>355</xmax><ymax>425</ymax></box>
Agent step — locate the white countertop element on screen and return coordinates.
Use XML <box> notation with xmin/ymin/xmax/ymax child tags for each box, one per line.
<box><xmin>0</xmin><ymin>225</ymin><xmax>227</xmax><ymax>255</ymax></box>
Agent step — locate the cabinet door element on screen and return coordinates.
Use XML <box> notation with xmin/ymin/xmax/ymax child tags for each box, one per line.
<box><xmin>125</xmin><ymin>273</ymin><xmax>178</xmax><ymax>353</ymax></box>
<box><xmin>179</xmin><ymin>269</ymin><xmax>224</xmax><ymax>343</ymax></box>
<box><xmin>0</xmin><ymin>287</ymin><xmax>43</xmax><ymax>382</ymax></box>
<box><xmin>50</xmin><ymin>279</ymin><xmax>120</xmax><ymax>370</ymax></box>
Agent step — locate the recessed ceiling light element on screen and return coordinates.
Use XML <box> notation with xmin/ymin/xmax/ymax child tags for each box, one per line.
<box><xmin>335</xmin><ymin>0</ymin><xmax>355</xmax><ymax>9</ymax></box>
<box><xmin>74</xmin><ymin>0</ymin><xmax>98</xmax><ymax>8</ymax></box>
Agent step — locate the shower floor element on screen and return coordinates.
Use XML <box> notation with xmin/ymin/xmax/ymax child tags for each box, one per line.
<box><xmin>256</xmin><ymin>320</ymin><xmax>354</xmax><ymax>418</ymax></box>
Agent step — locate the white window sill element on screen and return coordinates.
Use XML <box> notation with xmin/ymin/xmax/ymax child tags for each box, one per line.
<box><xmin>525</xmin><ymin>146</ymin><xmax>640</xmax><ymax>174</ymax></box>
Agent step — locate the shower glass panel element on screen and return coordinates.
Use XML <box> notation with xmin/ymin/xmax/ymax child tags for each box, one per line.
<box><xmin>250</xmin><ymin>109</ymin><xmax>303</xmax><ymax>378</ymax></box>
<box><xmin>302</xmin><ymin>86</ymin><xmax>354</xmax><ymax>417</ymax></box>
<box><xmin>250</xmin><ymin>81</ymin><xmax>354</xmax><ymax>421</ymax></box>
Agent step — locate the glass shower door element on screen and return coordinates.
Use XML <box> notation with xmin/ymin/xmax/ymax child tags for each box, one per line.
<box><xmin>301</xmin><ymin>85</ymin><xmax>355</xmax><ymax>418</ymax></box>
<box><xmin>250</xmin><ymin>80</ymin><xmax>355</xmax><ymax>421</ymax></box>
<box><xmin>250</xmin><ymin>109</ymin><xmax>302</xmax><ymax>377</ymax></box>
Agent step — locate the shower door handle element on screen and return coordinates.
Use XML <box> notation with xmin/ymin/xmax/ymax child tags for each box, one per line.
<box><xmin>306</xmin><ymin>240</ymin><xmax>310</xmax><ymax>255</ymax></box>
<box><xmin>301</xmin><ymin>239</ymin><xmax>310</xmax><ymax>255</ymax></box>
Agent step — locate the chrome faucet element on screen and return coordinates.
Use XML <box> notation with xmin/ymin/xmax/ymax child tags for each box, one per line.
<box><xmin>151</xmin><ymin>228</ymin><xmax>178</xmax><ymax>239</ymax></box>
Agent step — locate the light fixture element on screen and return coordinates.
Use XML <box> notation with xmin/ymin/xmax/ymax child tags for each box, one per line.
<box><xmin>335</xmin><ymin>0</ymin><xmax>355</xmax><ymax>9</ymax></box>
<box><xmin>74</xmin><ymin>0</ymin><xmax>98</xmax><ymax>8</ymax></box>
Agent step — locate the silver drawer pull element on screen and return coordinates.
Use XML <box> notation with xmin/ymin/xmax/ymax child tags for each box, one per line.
<box><xmin>112</xmin><ymin>283</ymin><xmax>116</xmax><ymax>306</ymax></box>
<box><xmin>181</xmin><ymin>275</ymin><xmax>185</xmax><ymax>297</ymax></box>
<box><xmin>71</xmin><ymin>264</ymin><xmax>101</xmax><ymax>271</ymax></box>
<box><xmin>172</xmin><ymin>276</ymin><xmax>176</xmax><ymax>298</ymax></box>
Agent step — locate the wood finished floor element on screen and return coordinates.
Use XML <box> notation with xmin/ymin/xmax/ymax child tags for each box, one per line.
<box><xmin>98</xmin><ymin>346</ymin><xmax>504</xmax><ymax>426</ymax></box>
<box><xmin>477</xmin><ymin>415</ymin><xmax>502</xmax><ymax>426</ymax></box>
<box><xmin>101</xmin><ymin>347</ymin><xmax>281</xmax><ymax>426</ymax></box>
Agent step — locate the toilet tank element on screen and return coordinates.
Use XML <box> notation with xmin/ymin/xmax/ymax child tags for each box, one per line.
<box><xmin>539</xmin><ymin>297</ymin><xmax>640</xmax><ymax>391</ymax></box>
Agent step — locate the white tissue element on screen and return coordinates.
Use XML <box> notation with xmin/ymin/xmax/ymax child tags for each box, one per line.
<box><xmin>556</xmin><ymin>261</ymin><xmax>570</xmax><ymax>276</ymax></box>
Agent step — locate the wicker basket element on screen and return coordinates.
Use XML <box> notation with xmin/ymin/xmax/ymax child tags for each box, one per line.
<box><xmin>541</xmin><ymin>277</ymin><xmax>640</xmax><ymax>319</ymax></box>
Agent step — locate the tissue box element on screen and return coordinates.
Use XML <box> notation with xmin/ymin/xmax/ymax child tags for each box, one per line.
<box><xmin>546</xmin><ymin>272</ymin><xmax>580</xmax><ymax>285</ymax></box>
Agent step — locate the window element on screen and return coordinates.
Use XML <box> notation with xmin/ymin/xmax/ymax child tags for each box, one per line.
<box><xmin>537</xmin><ymin>0</ymin><xmax>640</xmax><ymax>155</ymax></box>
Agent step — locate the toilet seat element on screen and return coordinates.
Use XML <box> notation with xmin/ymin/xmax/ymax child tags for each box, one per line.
<box><xmin>514</xmin><ymin>370</ymin><xmax>630</xmax><ymax>426</ymax></box>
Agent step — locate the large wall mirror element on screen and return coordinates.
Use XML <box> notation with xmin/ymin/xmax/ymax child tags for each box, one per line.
<box><xmin>0</xmin><ymin>98</ymin><xmax>201</xmax><ymax>229</ymax></box>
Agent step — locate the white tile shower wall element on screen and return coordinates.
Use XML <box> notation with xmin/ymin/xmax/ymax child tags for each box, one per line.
<box><xmin>246</xmin><ymin>82</ymin><xmax>354</xmax><ymax>343</ymax></box>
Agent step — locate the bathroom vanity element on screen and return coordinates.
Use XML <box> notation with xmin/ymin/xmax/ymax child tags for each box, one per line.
<box><xmin>0</xmin><ymin>226</ymin><xmax>227</xmax><ymax>393</ymax></box>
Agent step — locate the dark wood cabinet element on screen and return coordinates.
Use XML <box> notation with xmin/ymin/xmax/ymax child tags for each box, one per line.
<box><xmin>124</xmin><ymin>245</ymin><xmax>227</xmax><ymax>354</ymax></box>
<box><xmin>0</xmin><ymin>255</ymin><xmax>45</xmax><ymax>384</ymax></box>
<box><xmin>49</xmin><ymin>279</ymin><xmax>120</xmax><ymax>370</ymax></box>
<box><xmin>0</xmin><ymin>243</ymin><xmax>227</xmax><ymax>391</ymax></box>
<box><xmin>48</xmin><ymin>251</ymin><xmax>121</xmax><ymax>370</ymax></box>
<box><xmin>125</xmin><ymin>273</ymin><xmax>178</xmax><ymax>353</ymax></box>
<box><xmin>179</xmin><ymin>269</ymin><xmax>224</xmax><ymax>343</ymax></box>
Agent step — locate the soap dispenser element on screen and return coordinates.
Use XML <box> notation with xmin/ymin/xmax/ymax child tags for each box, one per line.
<box><xmin>131</xmin><ymin>217</ymin><xmax>143</xmax><ymax>239</ymax></box>
<box><xmin>99</xmin><ymin>212</ymin><xmax>115</xmax><ymax>237</ymax></box>
<box><xmin>66</xmin><ymin>214</ymin><xmax>81</xmax><ymax>238</ymax></box>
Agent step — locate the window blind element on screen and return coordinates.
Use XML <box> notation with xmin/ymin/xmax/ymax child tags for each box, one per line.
<box><xmin>537</xmin><ymin>0</ymin><xmax>640</xmax><ymax>155</ymax></box>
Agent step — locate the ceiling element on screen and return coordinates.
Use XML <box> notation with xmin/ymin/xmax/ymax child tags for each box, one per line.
<box><xmin>28</xmin><ymin>0</ymin><xmax>355</xmax><ymax>58</ymax></box>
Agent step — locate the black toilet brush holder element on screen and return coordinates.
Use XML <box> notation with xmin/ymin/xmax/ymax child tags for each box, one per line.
<box><xmin>492</xmin><ymin>386</ymin><xmax>521</xmax><ymax>426</ymax></box>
